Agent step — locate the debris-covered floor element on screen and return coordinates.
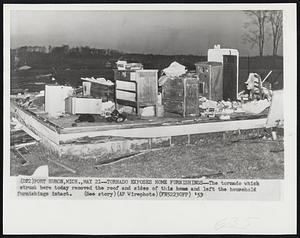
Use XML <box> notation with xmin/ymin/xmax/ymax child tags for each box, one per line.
<box><xmin>10</xmin><ymin>133</ymin><xmax>284</xmax><ymax>179</ymax></box>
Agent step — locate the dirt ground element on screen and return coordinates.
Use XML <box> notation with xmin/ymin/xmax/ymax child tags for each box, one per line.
<box><xmin>10</xmin><ymin>134</ymin><xmax>284</xmax><ymax>179</ymax></box>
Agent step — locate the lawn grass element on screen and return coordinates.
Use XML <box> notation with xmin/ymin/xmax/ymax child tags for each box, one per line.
<box><xmin>10</xmin><ymin>135</ymin><xmax>284</xmax><ymax>179</ymax></box>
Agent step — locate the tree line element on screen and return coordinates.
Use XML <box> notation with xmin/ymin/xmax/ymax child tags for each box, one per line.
<box><xmin>243</xmin><ymin>10</ymin><xmax>283</xmax><ymax>56</ymax></box>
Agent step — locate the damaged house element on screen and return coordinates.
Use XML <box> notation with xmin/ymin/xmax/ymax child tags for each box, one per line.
<box><xmin>10</xmin><ymin>45</ymin><xmax>283</xmax><ymax>157</ymax></box>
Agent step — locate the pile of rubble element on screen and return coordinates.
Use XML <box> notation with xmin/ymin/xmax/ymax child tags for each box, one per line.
<box><xmin>116</xmin><ymin>60</ymin><xmax>143</xmax><ymax>71</ymax></box>
<box><xmin>199</xmin><ymin>72</ymin><xmax>273</xmax><ymax>120</ymax></box>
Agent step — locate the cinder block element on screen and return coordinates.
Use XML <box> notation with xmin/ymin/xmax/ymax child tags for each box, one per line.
<box><xmin>150</xmin><ymin>137</ymin><xmax>171</xmax><ymax>149</ymax></box>
<box><xmin>171</xmin><ymin>135</ymin><xmax>189</xmax><ymax>146</ymax></box>
<box><xmin>190</xmin><ymin>132</ymin><xmax>223</xmax><ymax>144</ymax></box>
<box><xmin>240</xmin><ymin>128</ymin><xmax>265</xmax><ymax>139</ymax></box>
<box><xmin>129</xmin><ymin>139</ymin><xmax>150</xmax><ymax>151</ymax></box>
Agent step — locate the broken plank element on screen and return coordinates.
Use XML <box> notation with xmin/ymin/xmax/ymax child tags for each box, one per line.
<box><xmin>10</xmin><ymin>134</ymin><xmax>36</xmax><ymax>146</ymax></box>
<box><xmin>19</xmin><ymin>125</ymin><xmax>41</xmax><ymax>141</ymax></box>
<box><xmin>95</xmin><ymin>152</ymin><xmax>142</xmax><ymax>167</ymax></box>
<box><xmin>13</xmin><ymin>141</ymin><xmax>38</xmax><ymax>149</ymax></box>
<box><xmin>46</xmin><ymin>158</ymin><xmax>77</xmax><ymax>174</ymax></box>
<box><xmin>94</xmin><ymin>148</ymin><xmax>164</xmax><ymax>168</ymax></box>
<box><xmin>12</xmin><ymin>148</ymin><xmax>28</xmax><ymax>165</ymax></box>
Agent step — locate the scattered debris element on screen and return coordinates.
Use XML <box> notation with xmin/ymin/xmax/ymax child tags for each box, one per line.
<box><xmin>199</xmin><ymin>97</ymin><xmax>244</xmax><ymax>118</ymax></box>
<box><xmin>10</xmin><ymin>127</ymin><xmax>39</xmax><ymax>148</ymax></box>
<box><xmin>73</xmin><ymin>86</ymin><xmax>83</xmax><ymax>95</ymax></box>
<box><xmin>101</xmin><ymin>101</ymin><xmax>115</xmax><ymax>116</ymax></box>
<box><xmin>105</xmin><ymin>109</ymin><xmax>127</xmax><ymax>123</ymax></box>
<box><xmin>199</xmin><ymin>98</ymin><xmax>218</xmax><ymax>110</ymax></box>
<box><xmin>75</xmin><ymin>114</ymin><xmax>95</xmax><ymax>123</ymax></box>
<box><xmin>245</xmin><ymin>73</ymin><xmax>272</xmax><ymax>101</ymax></box>
<box><xmin>36</xmin><ymin>73</ymin><xmax>52</xmax><ymax>79</ymax></box>
<box><xmin>116</xmin><ymin>60</ymin><xmax>143</xmax><ymax>70</ymax></box>
<box><xmin>17</xmin><ymin>65</ymin><xmax>32</xmax><ymax>71</ymax></box>
<box><xmin>241</xmin><ymin>99</ymin><xmax>270</xmax><ymax>114</ymax></box>
<box><xmin>95</xmin><ymin>152</ymin><xmax>142</xmax><ymax>168</ymax></box>
<box><xmin>81</xmin><ymin>77</ymin><xmax>114</xmax><ymax>86</ymax></box>
<box><xmin>13</xmin><ymin>141</ymin><xmax>38</xmax><ymax>149</ymax></box>
<box><xmin>158</xmin><ymin>75</ymin><xmax>169</xmax><ymax>87</ymax></box>
<box><xmin>95</xmin><ymin>148</ymin><xmax>164</xmax><ymax>168</ymax></box>
<box><xmin>219</xmin><ymin>114</ymin><xmax>230</xmax><ymax>120</ymax></box>
<box><xmin>162</xmin><ymin>61</ymin><xmax>187</xmax><ymax>78</ymax></box>
<box><xmin>35</xmin><ymin>90</ymin><xmax>45</xmax><ymax>97</ymax></box>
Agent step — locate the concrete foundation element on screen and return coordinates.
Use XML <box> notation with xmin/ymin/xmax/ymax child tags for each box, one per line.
<box><xmin>11</xmin><ymin>102</ymin><xmax>274</xmax><ymax>157</ymax></box>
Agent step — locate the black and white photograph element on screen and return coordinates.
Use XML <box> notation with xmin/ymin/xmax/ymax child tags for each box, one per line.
<box><xmin>3</xmin><ymin>3</ymin><xmax>296</xmax><ymax>235</ymax></box>
<box><xmin>8</xmin><ymin>9</ymin><xmax>285</xmax><ymax>179</ymax></box>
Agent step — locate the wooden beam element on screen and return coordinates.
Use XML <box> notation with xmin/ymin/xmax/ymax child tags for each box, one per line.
<box><xmin>46</xmin><ymin>158</ymin><xmax>77</xmax><ymax>174</ymax></box>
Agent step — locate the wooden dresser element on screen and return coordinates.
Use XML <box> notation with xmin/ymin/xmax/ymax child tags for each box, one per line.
<box><xmin>114</xmin><ymin>69</ymin><xmax>158</xmax><ymax>115</ymax></box>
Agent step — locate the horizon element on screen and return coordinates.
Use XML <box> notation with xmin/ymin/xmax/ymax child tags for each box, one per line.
<box><xmin>10</xmin><ymin>10</ymin><xmax>283</xmax><ymax>57</ymax></box>
<box><xmin>10</xmin><ymin>45</ymin><xmax>284</xmax><ymax>58</ymax></box>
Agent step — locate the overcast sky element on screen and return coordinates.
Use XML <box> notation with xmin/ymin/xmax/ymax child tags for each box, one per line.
<box><xmin>10</xmin><ymin>10</ymin><xmax>283</xmax><ymax>56</ymax></box>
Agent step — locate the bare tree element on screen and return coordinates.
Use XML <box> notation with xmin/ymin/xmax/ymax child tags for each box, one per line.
<box><xmin>243</xmin><ymin>10</ymin><xmax>269</xmax><ymax>56</ymax></box>
<box><xmin>268</xmin><ymin>10</ymin><xmax>283</xmax><ymax>56</ymax></box>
